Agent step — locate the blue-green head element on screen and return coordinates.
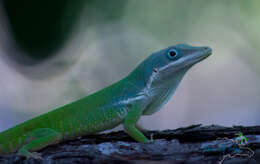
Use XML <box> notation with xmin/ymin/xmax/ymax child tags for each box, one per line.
<box><xmin>143</xmin><ymin>44</ymin><xmax>212</xmax><ymax>86</ymax></box>
<box><xmin>129</xmin><ymin>44</ymin><xmax>212</xmax><ymax>115</ymax></box>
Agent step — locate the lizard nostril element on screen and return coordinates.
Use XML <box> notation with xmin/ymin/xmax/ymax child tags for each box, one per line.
<box><xmin>203</xmin><ymin>47</ymin><xmax>212</xmax><ymax>52</ymax></box>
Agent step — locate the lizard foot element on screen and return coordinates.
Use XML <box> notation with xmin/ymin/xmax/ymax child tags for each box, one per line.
<box><xmin>17</xmin><ymin>148</ymin><xmax>43</xmax><ymax>160</ymax></box>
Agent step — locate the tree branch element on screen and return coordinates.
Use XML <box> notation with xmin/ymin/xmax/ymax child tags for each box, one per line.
<box><xmin>1</xmin><ymin>124</ymin><xmax>260</xmax><ymax>164</ymax></box>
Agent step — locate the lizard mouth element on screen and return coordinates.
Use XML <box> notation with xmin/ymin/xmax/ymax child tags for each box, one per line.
<box><xmin>181</xmin><ymin>47</ymin><xmax>212</xmax><ymax>69</ymax></box>
<box><xmin>194</xmin><ymin>47</ymin><xmax>212</xmax><ymax>63</ymax></box>
<box><xmin>203</xmin><ymin>47</ymin><xmax>212</xmax><ymax>57</ymax></box>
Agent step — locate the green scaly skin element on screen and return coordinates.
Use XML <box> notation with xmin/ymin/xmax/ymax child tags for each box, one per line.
<box><xmin>0</xmin><ymin>44</ymin><xmax>212</xmax><ymax>158</ymax></box>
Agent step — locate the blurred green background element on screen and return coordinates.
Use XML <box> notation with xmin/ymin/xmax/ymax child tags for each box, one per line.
<box><xmin>0</xmin><ymin>0</ymin><xmax>260</xmax><ymax>132</ymax></box>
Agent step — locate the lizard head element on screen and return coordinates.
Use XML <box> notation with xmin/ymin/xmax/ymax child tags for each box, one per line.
<box><xmin>143</xmin><ymin>43</ymin><xmax>212</xmax><ymax>87</ymax></box>
<box><xmin>139</xmin><ymin>43</ymin><xmax>212</xmax><ymax>115</ymax></box>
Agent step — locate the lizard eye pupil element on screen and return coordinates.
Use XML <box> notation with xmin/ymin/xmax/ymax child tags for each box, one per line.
<box><xmin>169</xmin><ymin>51</ymin><xmax>176</xmax><ymax>57</ymax></box>
<box><xmin>167</xmin><ymin>49</ymin><xmax>178</xmax><ymax>59</ymax></box>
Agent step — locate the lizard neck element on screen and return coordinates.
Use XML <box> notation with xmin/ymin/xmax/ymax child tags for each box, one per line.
<box><xmin>121</xmin><ymin>63</ymin><xmax>188</xmax><ymax>115</ymax></box>
<box><xmin>119</xmin><ymin>64</ymin><xmax>149</xmax><ymax>106</ymax></box>
<box><xmin>142</xmin><ymin>68</ymin><xmax>189</xmax><ymax>115</ymax></box>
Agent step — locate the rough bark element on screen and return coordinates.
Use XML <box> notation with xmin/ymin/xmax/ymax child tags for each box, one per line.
<box><xmin>0</xmin><ymin>124</ymin><xmax>260</xmax><ymax>164</ymax></box>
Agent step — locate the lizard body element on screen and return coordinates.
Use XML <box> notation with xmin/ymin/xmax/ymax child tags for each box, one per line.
<box><xmin>0</xmin><ymin>44</ymin><xmax>212</xmax><ymax>158</ymax></box>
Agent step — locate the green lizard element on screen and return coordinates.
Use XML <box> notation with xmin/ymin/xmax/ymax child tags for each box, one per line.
<box><xmin>0</xmin><ymin>44</ymin><xmax>212</xmax><ymax>159</ymax></box>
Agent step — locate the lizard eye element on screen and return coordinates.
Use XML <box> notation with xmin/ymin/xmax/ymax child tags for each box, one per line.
<box><xmin>167</xmin><ymin>49</ymin><xmax>178</xmax><ymax>59</ymax></box>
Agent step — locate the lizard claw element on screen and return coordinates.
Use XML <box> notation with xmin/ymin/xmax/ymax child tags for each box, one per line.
<box><xmin>27</xmin><ymin>152</ymin><xmax>43</xmax><ymax>160</ymax></box>
<box><xmin>149</xmin><ymin>133</ymin><xmax>154</xmax><ymax>142</ymax></box>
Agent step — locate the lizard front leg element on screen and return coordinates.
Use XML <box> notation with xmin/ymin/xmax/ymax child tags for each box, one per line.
<box><xmin>123</xmin><ymin>104</ymin><xmax>149</xmax><ymax>143</ymax></box>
